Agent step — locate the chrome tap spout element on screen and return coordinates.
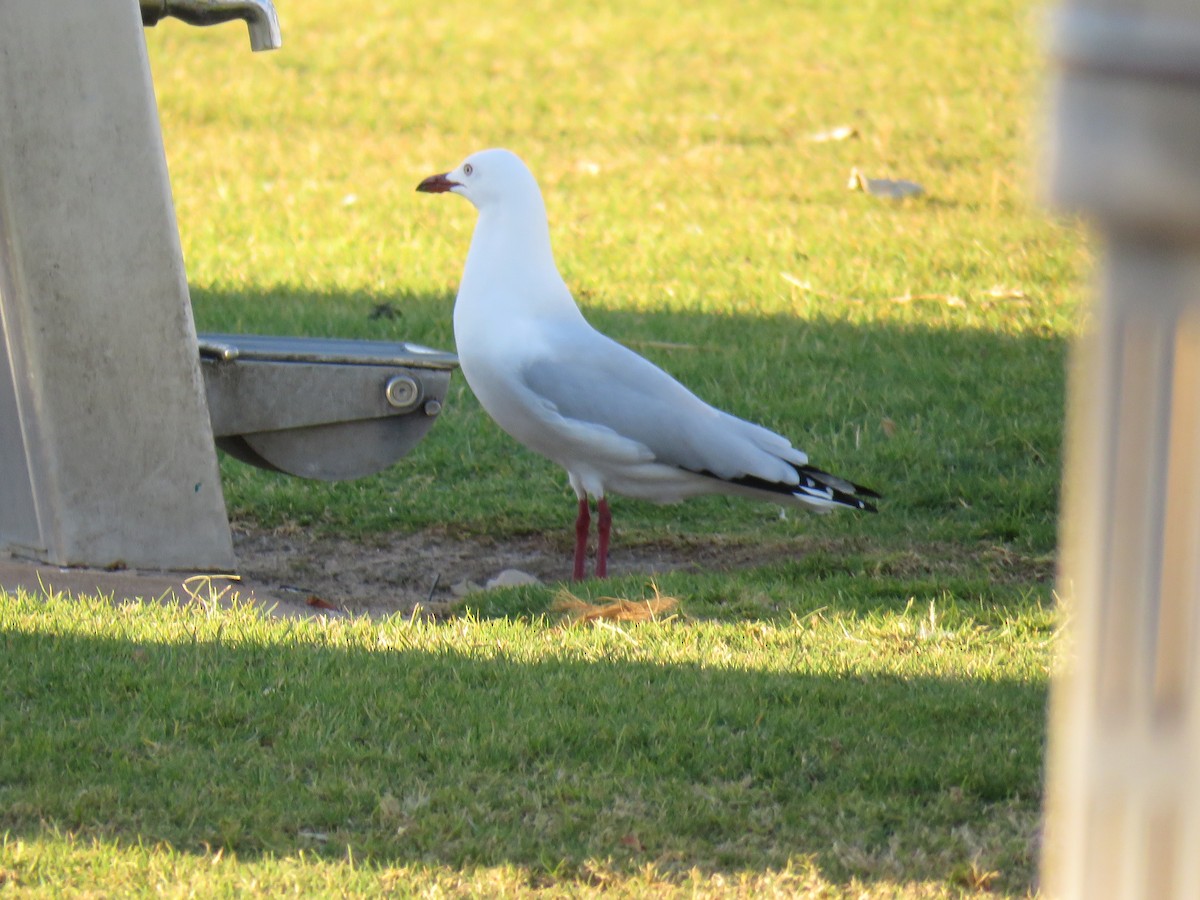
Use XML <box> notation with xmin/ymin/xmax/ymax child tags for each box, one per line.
<box><xmin>140</xmin><ymin>0</ymin><xmax>281</xmax><ymax>52</ymax></box>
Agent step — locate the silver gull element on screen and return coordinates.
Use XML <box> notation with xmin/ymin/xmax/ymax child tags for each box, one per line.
<box><xmin>418</xmin><ymin>148</ymin><xmax>879</xmax><ymax>581</ymax></box>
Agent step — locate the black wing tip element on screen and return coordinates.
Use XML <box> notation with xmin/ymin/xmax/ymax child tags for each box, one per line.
<box><xmin>693</xmin><ymin>464</ymin><xmax>882</xmax><ymax>513</ymax></box>
<box><xmin>814</xmin><ymin>483</ymin><xmax>879</xmax><ymax>513</ymax></box>
<box><xmin>798</xmin><ymin>464</ymin><xmax>883</xmax><ymax>503</ymax></box>
<box><xmin>854</xmin><ymin>496</ymin><xmax>880</xmax><ymax>514</ymax></box>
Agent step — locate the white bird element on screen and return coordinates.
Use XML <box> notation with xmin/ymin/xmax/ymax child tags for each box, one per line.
<box><xmin>418</xmin><ymin>149</ymin><xmax>879</xmax><ymax>581</ymax></box>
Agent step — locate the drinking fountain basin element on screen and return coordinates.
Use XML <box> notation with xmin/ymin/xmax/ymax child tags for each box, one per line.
<box><xmin>198</xmin><ymin>333</ymin><xmax>459</xmax><ymax>481</ymax></box>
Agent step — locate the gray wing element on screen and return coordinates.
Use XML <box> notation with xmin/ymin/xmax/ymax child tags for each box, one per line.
<box><xmin>521</xmin><ymin>327</ymin><xmax>806</xmax><ymax>485</ymax></box>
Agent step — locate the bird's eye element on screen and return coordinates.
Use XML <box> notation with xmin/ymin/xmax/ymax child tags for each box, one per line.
<box><xmin>463</xmin><ymin>163</ymin><xmax>474</xmax><ymax>176</ymax></box>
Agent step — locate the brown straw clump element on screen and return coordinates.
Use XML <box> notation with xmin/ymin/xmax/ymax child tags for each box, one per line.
<box><xmin>552</xmin><ymin>584</ymin><xmax>679</xmax><ymax>625</ymax></box>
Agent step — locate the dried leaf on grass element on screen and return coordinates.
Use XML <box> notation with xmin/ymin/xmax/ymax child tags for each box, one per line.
<box><xmin>981</xmin><ymin>285</ymin><xmax>1031</xmax><ymax>304</ymax></box>
<box><xmin>552</xmin><ymin>585</ymin><xmax>679</xmax><ymax>625</ymax></box>
<box><xmin>780</xmin><ymin>272</ymin><xmax>864</xmax><ymax>304</ymax></box>
<box><xmin>619</xmin><ymin>833</ymin><xmax>645</xmax><ymax>851</ymax></box>
<box><xmin>181</xmin><ymin>573</ymin><xmax>240</xmax><ymax>608</ymax></box>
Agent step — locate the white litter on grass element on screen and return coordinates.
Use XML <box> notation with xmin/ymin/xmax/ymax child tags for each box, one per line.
<box><xmin>808</xmin><ymin>125</ymin><xmax>859</xmax><ymax>143</ymax></box>
<box><xmin>848</xmin><ymin>167</ymin><xmax>925</xmax><ymax>199</ymax></box>
<box><xmin>485</xmin><ymin>569</ymin><xmax>542</xmax><ymax>589</ymax></box>
<box><xmin>452</xmin><ymin>569</ymin><xmax>542</xmax><ymax>597</ymax></box>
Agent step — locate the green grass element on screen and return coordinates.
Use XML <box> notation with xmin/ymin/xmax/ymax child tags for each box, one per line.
<box><xmin>0</xmin><ymin>589</ymin><xmax>1051</xmax><ymax>897</ymax></box>
<box><xmin>0</xmin><ymin>0</ymin><xmax>1082</xmax><ymax>894</ymax></box>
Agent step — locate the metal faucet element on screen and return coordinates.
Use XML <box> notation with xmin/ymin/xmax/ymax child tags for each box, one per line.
<box><xmin>140</xmin><ymin>0</ymin><xmax>281</xmax><ymax>51</ymax></box>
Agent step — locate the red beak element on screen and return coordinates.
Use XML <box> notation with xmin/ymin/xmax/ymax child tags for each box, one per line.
<box><xmin>416</xmin><ymin>173</ymin><xmax>459</xmax><ymax>194</ymax></box>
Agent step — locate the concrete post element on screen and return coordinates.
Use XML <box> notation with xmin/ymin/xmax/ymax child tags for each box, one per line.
<box><xmin>0</xmin><ymin>0</ymin><xmax>234</xmax><ymax>569</ymax></box>
<box><xmin>1044</xmin><ymin>2</ymin><xmax>1200</xmax><ymax>897</ymax></box>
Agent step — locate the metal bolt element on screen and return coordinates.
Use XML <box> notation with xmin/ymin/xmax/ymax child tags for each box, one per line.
<box><xmin>423</xmin><ymin>399</ymin><xmax>443</xmax><ymax>416</ymax></box>
<box><xmin>385</xmin><ymin>374</ymin><xmax>420</xmax><ymax>410</ymax></box>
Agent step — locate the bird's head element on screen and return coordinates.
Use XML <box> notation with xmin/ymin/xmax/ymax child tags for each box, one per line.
<box><xmin>416</xmin><ymin>148</ymin><xmax>540</xmax><ymax>211</ymax></box>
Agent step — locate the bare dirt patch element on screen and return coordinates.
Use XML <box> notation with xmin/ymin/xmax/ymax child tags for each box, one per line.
<box><xmin>230</xmin><ymin>525</ymin><xmax>1055</xmax><ymax>618</ymax></box>
<box><xmin>231</xmin><ymin>525</ymin><xmax>716</xmax><ymax>617</ymax></box>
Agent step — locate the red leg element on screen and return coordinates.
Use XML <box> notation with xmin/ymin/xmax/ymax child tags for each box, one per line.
<box><xmin>596</xmin><ymin>497</ymin><xmax>612</xmax><ymax>579</ymax></box>
<box><xmin>572</xmin><ymin>497</ymin><xmax>590</xmax><ymax>582</ymax></box>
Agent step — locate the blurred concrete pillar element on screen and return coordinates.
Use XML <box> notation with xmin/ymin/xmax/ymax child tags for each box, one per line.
<box><xmin>0</xmin><ymin>0</ymin><xmax>234</xmax><ymax>569</ymax></box>
<box><xmin>1044</xmin><ymin>2</ymin><xmax>1200</xmax><ymax>897</ymax></box>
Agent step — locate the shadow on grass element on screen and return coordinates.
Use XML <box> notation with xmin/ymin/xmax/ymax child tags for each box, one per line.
<box><xmin>0</xmin><ymin>613</ymin><xmax>1046</xmax><ymax>892</ymax></box>
<box><xmin>189</xmin><ymin>284</ymin><xmax>1068</xmax><ymax>556</ymax></box>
